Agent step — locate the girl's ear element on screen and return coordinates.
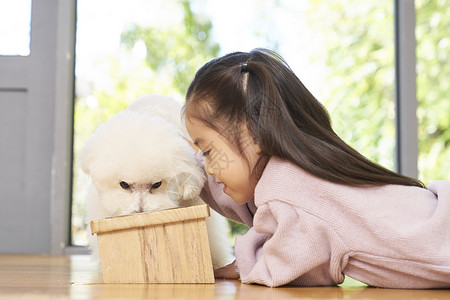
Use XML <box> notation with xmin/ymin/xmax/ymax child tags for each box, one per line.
<box><xmin>242</xmin><ymin>124</ymin><xmax>262</xmax><ymax>155</ymax></box>
<box><xmin>254</xmin><ymin>141</ymin><xmax>262</xmax><ymax>154</ymax></box>
<box><xmin>248</xmin><ymin>135</ymin><xmax>261</xmax><ymax>154</ymax></box>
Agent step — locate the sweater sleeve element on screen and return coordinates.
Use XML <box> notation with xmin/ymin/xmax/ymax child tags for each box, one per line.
<box><xmin>234</xmin><ymin>200</ymin><xmax>346</xmax><ymax>287</ymax></box>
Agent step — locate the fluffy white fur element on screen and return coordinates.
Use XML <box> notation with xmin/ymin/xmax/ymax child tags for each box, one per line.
<box><xmin>80</xmin><ymin>94</ymin><xmax>233</xmax><ymax>269</ymax></box>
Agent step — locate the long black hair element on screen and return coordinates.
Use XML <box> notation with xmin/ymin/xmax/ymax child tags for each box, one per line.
<box><xmin>184</xmin><ymin>48</ymin><xmax>424</xmax><ymax>188</ymax></box>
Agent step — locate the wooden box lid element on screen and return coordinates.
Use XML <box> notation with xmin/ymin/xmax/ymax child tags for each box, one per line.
<box><xmin>90</xmin><ymin>204</ymin><xmax>211</xmax><ymax>235</ymax></box>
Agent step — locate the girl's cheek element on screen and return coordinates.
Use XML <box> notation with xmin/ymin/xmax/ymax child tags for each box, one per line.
<box><xmin>204</xmin><ymin>159</ymin><xmax>214</xmax><ymax>175</ymax></box>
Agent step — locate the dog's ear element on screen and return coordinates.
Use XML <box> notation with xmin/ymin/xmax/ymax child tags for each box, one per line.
<box><xmin>167</xmin><ymin>172</ymin><xmax>203</xmax><ymax>206</ymax></box>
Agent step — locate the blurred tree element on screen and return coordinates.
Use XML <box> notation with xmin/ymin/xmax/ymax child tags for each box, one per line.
<box><xmin>306</xmin><ymin>1</ymin><xmax>396</xmax><ymax>171</ymax></box>
<box><xmin>416</xmin><ymin>0</ymin><xmax>450</xmax><ymax>183</ymax></box>
<box><xmin>120</xmin><ymin>0</ymin><xmax>219</xmax><ymax>96</ymax></box>
<box><xmin>306</xmin><ymin>0</ymin><xmax>450</xmax><ymax>183</ymax></box>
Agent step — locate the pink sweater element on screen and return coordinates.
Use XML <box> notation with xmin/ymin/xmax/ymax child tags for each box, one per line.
<box><xmin>200</xmin><ymin>157</ymin><xmax>450</xmax><ymax>288</ymax></box>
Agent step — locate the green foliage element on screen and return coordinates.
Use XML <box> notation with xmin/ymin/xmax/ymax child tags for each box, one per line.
<box><xmin>416</xmin><ymin>0</ymin><xmax>450</xmax><ymax>182</ymax></box>
<box><xmin>306</xmin><ymin>0</ymin><xmax>449</xmax><ymax>182</ymax></box>
<box><xmin>120</xmin><ymin>0</ymin><xmax>220</xmax><ymax>96</ymax></box>
<box><xmin>228</xmin><ymin>220</ymin><xmax>249</xmax><ymax>241</ymax></box>
<box><xmin>307</xmin><ymin>1</ymin><xmax>396</xmax><ymax>170</ymax></box>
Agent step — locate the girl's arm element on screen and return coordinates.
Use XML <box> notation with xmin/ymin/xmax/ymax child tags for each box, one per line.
<box><xmin>234</xmin><ymin>201</ymin><xmax>346</xmax><ymax>287</ymax></box>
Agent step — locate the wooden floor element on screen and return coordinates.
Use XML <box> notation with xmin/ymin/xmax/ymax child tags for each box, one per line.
<box><xmin>0</xmin><ymin>255</ymin><xmax>449</xmax><ymax>299</ymax></box>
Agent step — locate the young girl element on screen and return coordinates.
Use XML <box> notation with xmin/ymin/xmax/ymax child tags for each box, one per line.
<box><xmin>183</xmin><ymin>48</ymin><xmax>450</xmax><ymax>288</ymax></box>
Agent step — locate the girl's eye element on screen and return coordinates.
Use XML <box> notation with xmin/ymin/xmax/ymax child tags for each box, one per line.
<box><xmin>152</xmin><ymin>181</ymin><xmax>162</xmax><ymax>189</ymax></box>
<box><xmin>120</xmin><ymin>181</ymin><xmax>130</xmax><ymax>189</ymax></box>
<box><xmin>202</xmin><ymin>151</ymin><xmax>211</xmax><ymax>157</ymax></box>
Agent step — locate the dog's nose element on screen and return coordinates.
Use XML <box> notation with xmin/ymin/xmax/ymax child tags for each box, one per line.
<box><xmin>137</xmin><ymin>193</ymin><xmax>145</xmax><ymax>213</ymax></box>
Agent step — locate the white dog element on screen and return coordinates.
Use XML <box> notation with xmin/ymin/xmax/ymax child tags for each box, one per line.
<box><xmin>80</xmin><ymin>94</ymin><xmax>233</xmax><ymax>269</ymax></box>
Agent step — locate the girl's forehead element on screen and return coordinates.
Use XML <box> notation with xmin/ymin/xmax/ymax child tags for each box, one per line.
<box><xmin>186</xmin><ymin>117</ymin><xmax>222</xmax><ymax>135</ymax></box>
<box><xmin>185</xmin><ymin>117</ymin><xmax>209</xmax><ymax>138</ymax></box>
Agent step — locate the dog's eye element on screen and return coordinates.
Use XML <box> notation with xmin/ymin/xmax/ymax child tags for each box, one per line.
<box><xmin>119</xmin><ymin>181</ymin><xmax>130</xmax><ymax>189</ymax></box>
<box><xmin>152</xmin><ymin>181</ymin><xmax>162</xmax><ymax>189</ymax></box>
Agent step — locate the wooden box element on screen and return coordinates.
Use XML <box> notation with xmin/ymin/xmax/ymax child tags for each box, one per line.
<box><xmin>90</xmin><ymin>204</ymin><xmax>215</xmax><ymax>284</ymax></box>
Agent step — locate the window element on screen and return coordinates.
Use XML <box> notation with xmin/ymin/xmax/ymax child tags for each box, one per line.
<box><xmin>0</xmin><ymin>0</ymin><xmax>32</xmax><ymax>56</ymax></box>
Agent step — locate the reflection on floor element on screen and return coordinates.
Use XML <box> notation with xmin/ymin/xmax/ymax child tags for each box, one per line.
<box><xmin>0</xmin><ymin>255</ymin><xmax>449</xmax><ymax>299</ymax></box>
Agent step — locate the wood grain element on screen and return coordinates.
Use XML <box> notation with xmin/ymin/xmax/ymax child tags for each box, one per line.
<box><xmin>90</xmin><ymin>204</ymin><xmax>211</xmax><ymax>234</ymax></box>
<box><xmin>1</xmin><ymin>254</ymin><xmax>450</xmax><ymax>299</ymax></box>
<box><xmin>90</xmin><ymin>204</ymin><xmax>215</xmax><ymax>284</ymax></box>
